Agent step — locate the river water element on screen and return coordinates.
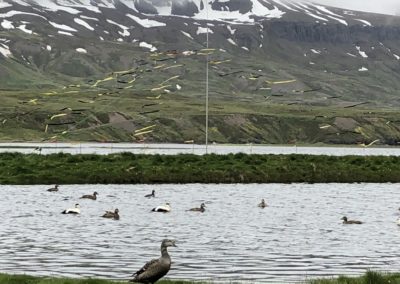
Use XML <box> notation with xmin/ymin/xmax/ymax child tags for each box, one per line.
<box><xmin>1</xmin><ymin>142</ymin><xmax>400</xmax><ymax>156</ymax></box>
<box><xmin>1</xmin><ymin>183</ymin><xmax>399</xmax><ymax>283</ymax></box>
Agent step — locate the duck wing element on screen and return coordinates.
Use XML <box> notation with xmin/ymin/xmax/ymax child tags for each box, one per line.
<box><xmin>132</xmin><ymin>258</ymin><xmax>159</xmax><ymax>277</ymax></box>
<box><xmin>132</xmin><ymin>257</ymin><xmax>170</xmax><ymax>283</ymax></box>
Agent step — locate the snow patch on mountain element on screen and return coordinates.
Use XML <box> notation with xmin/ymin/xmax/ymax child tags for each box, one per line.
<box><xmin>1</xmin><ymin>19</ymin><xmax>13</xmax><ymax>29</ymax></box>
<box><xmin>17</xmin><ymin>24</ymin><xmax>33</xmax><ymax>34</ymax></box>
<box><xmin>355</xmin><ymin>19</ymin><xmax>372</xmax><ymax>26</ymax></box>
<box><xmin>356</xmin><ymin>46</ymin><xmax>368</xmax><ymax>58</ymax></box>
<box><xmin>139</xmin><ymin>41</ymin><xmax>157</xmax><ymax>52</ymax></box>
<box><xmin>181</xmin><ymin>30</ymin><xmax>193</xmax><ymax>39</ymax></box>
<box><xmin>76</xmin><ymin>47</ymin><xmax>87</xmax><ymax>53</ymax></box>
<box><xmin>106</xmin><ymin>19</ymin><xmax>130</xmax><ymax>37</ymax></box>
<box><xmin>74</xmin><ymin>18</ymin><xmax>94</xmax><ymax>31</ymax></box>
<box><xmin>49</xmin><ymin>21</ymin><xmax>77</xmax><ymax>32</ymax></box>
<box><xmin>197</xmin><ymin>26</ymin><xmax>213</xmax><ymax>35</ymax></box>
<box><xmin>126</xmin><ymin>14</ymin><xmax>166</xmax><ymax>28</ymax></box>
<box><xmin>0</xmin><ymin>43</ymin><xmax>11</xmax><ymax>57</ymax></box>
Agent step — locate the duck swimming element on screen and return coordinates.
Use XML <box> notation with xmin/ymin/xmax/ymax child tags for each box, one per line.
<box><xmin>145</xmin><ymin>190</ymin><xmax>155</xmax><ymax>198</ymax></box>
<box><xmin>62</xmin><ymin>204</ymin><xmax>80</xmax><ymax>214</ymax></box>
<box><xmin>258</xmin><ymin>199</ymin><xmax>267</xmax><ymax>208</ymax></box>
<box><xmin>80</xmin><ymin>191</ymin><xmax>98</xmax><ymax>200</ymax></box>
<box><xmin>102</xmin><ymin>209</ymin><xmax>120</xmax><ymax>220</ymax></box>
<box><xmin>188</xmin><ymin>203</ymin><xmax>206</xmax><ymax>212</ymax></box>
<box><xmin>130</xmin><ymin>239</ymin><xmax>176</xmax><ymax>283</ymax></box>
<box><xmin>341</xmin><ymin>216</ymin><xmax>362</xmax><ymax>224</ymax></box>
<box><xmin>47</xmin><ymin>184</ymin><xmax>59</xmax><ymax>192</ymax></box>
<box><xmin>152</xmin><ymin>203</ymin><xmax>171</xmax><ymax>213</ymax></box>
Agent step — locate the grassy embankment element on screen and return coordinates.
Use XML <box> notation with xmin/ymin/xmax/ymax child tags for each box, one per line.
<box><xmin>1</xmin><ymin>271</ymin><xmax>400</xmax><ymax>283</ymax></box>
<box><xmin>0</xmin><ymin>152</ymin><xmax>400</xmax><ymax>184</ymax></box>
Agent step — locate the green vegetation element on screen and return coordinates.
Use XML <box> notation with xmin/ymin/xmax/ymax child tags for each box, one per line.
<box><xmin>309</xmin><ymin>271</ymin><xmax>400</xmax><ymax>284</ymax></box>
<box><xmin>1</xmin><ymin>152</ymin><xmax>400</xmax><ymax>184</ymax></box>
<box><xmin>0</xmin><ymin>274</ymin><xmax>194</xmax><ymax>284</ymax></box>
<box><xmin>1</xmin><ymin>271</ymin><xmax>400</xmax><ymax>284</ymax></box>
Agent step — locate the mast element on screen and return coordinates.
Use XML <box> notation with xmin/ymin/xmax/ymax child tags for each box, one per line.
<box><xmin>205</xmin><ymin>0</ymin><xmax>209</xmax><ymax>154</ymax></box>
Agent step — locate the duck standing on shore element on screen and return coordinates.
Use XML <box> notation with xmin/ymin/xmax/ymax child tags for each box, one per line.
<box><xmin>62</xmin><ymin>204</ymin><xmax>80</xmax><ymax>214</ymax></box>
<box><xmin>151</xmin><ymin>203</ymin><xmax>171</xmax><ymax>213</ymax></box>
<box><xmin>80</xmin><ymin>191</ymin><xmax>98</xmax><ymax>200</ymax></box>
<box><xmin>130</xmin><ymin>239</ymin><xmax>176</xmax><ymax>283</ymax></box>
<box><xmin>145</xmin><ymin>190</ymin><xmax>155</xmax><ymax>198</ymax></box>
<box><xmin>102</xmin><ymin>209</ymin><xmax>120</xmax><ymax>220</ymax></box>
<box><xmin>341</xmin><ymin>216</ymin><xmax>363</xmax><ymax>224</ymax></box>
<box><xmin>188</xmin><ymin>203</ymin><xmax>206</xmax><ymax>212</ymax></box>
<box><xmin>47</xmin><ymin>184</ymin><xmax>59</xmax><ymax>192</ymax></box>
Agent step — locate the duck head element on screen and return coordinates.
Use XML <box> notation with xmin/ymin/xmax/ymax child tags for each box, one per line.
<box><xmin>341</xmin><ymin>216</ymin><xmax>348</xmax><ymax>222</ymax></box>
<box><xmin>75</xmin><ymin>204</ymin><xmax>80</xmax><ymax>208</ymax></box>
<box><xmin>94</xmin><ymin>191</ymin><xmax>99</xmax><ymax>196</ymax></box>
<box><xmin>200</xmin><ymin>203</ymin><xmax>206</xmax><ymax>209</ymax></box>
<box><xmin>162</xmin><ymin>239</ymin><xmax>177</xmax><ymax>248</ymax></box>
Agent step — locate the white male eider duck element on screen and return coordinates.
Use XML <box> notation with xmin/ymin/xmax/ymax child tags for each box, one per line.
<box><xmin>62</xmin><ymin>204</ymin><xmax>80</xmax><ymax>214</ymax></box>
<box><xmin>47</xmin><ymin>184</ymin><xmax>59</xmax><ymax>192</ymax></box>
<box><xmin>80</xmin><ymin>191</ymin><xmax>98</xmax><ymax>200</ymax></box>
<box><xmin>341</xmin><ymin>216</ymin><xmax>362</xmax><ymax>224</ymax></box>
<box><xmin>152</xmin><ymin>203</ymin><xmax>171</xmax><ymax>213</ymax></box>
<box><xmin>258</xmin><ymin>199</ymin><xmax>267</xmax><ymax>208</ymax></box>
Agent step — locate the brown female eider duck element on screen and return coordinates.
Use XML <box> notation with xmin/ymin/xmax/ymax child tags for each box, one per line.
<box><xmin>130</xmin><ymin>239</ymin><xmax>176</xmax><ymax>283</ymax></box>
<box><xmin>80</xmin><ymin>191</ymin><xmax>98</xmax><ymax>200</ymax></box>
<box><xmin>258</xmin><ymin>199</ymin><xmax>267</xmax><ymax>208</ymax></box>
<box><xmin>102</xmin><ymin>208</ymin><xmax>120</xmax><ymax>220</ymax></box>
<box><xmin>47</xmin><ymin>184</ymin><xmax>59</xmax><ymax>192</ymax></box>
<box><xmin>341</xmin><ymin>216</ymin><xmax>362</xmax><ymax>224</ymax></box>
<box><xmin>145</xmin><ymin>190</ymin><xmax>155</xmax><ymax>198</ymax></box>
<box><xmin>188</xmin><ymin>203</ymin><xmax>206</xmax><ymax>212</ymax></box>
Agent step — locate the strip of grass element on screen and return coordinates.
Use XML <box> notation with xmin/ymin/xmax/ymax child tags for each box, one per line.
<box><xmin>1</xmin><ymin>271</ymin><xmax>400</xmax><ymax>284</ymax></box>
<box><xmin>1</xmin><ymin>152</ymin><xmax>400</xmax><ymax>184</ymax></box>
<box><xmin>0</xmin><ymin>274</ymin><xmax>194</xmax><ymax>284</ymax></box>
<box><xmin>309</xmin><ymin>271</ymin><xmax>400</xmax><ymax>284</ymax></box>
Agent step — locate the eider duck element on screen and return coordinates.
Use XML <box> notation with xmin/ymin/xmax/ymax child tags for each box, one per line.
<box><xmin>341</xmin><ymin>216</ymin><xmax>362</xmax><ymax>224</ymax></box>
<box><xmin>145</xmin><ymin>190</ymin><xmax>155</xmax><ymax>198</ymax></box>
<box><xmin>258</xmin><ymin>199</ymin><xmax>267</xmax><ymax>208</ymax></box>
<box><xmin>80</xmin><ymin>191</ymin><xmax>98</xmax><ymax>200</ymax></box>
<box><xmin>151</xmin><ymin>203</ymin><xmax>171</xmax><ymax>213</ymax></box>
<box><xmin>189</xmin><ymin>203</ymin><xmax>206</xmax><ymax>212</ymax></box>
<box><xmin>47</xmin><ymin>184</ymin><xmax>59</xmax><ymax>192</ymax></box>
<box><xmin>130</xmin><ymin>239</ymin><xmax>176</xmax><ymax>283</ymax></box>
<box><xmin>102</xmin><ymin>208</ymin><xmax>120</xmax><ymax>220</ymax></box>
<box><xmin>62</xmin><ymin>204</ymin><xmax>80</xmax><ymax>214</ymax></box>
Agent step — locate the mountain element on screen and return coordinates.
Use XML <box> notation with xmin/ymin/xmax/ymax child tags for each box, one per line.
<box><xmin>1</xmin><ymin>0</ymin><xmax>400</xmax><ymax>145</ymax></box>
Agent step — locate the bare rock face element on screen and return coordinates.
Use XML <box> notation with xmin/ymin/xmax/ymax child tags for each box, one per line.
<box><xmin>210</xmin><ymin>0</ymin><xmax>253</xmax><ymax>14</ymax></box>
<box><xmin>171</xmin><ymin>0</ymin><xmax>199</xmax><ymax>17</ymax></box>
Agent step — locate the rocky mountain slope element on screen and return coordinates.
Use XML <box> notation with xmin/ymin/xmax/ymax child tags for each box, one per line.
<box><xmin>1</xmin><ymin>0</ymin><xmax>400</xmax><ymax>144</ymax></box>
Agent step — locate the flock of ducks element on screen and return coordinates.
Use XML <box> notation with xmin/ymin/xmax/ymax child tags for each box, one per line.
<box><xmin>47</xmin><ymin>185</ymin><xmax>198</xmax><ymax>283</ymax></box>
<box><xmin>48</xmin><ymin>184</ymin><xmax>400</xmax><ymax>283</ymax></box>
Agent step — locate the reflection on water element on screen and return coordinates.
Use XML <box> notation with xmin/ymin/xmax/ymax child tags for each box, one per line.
<box><xmin>1</xmin><ymin>142</ymin><xmax>400</xmax><ymax>156</ymax></box>
<box><xmin>1</xmin><ymin>183</ymin><xmax>400</xmax><ymax>283</ymax></box>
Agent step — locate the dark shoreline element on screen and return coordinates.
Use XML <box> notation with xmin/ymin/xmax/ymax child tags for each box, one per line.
<box><xmin>1</xmin><ymin>152</ymin><xmax>400</xmax><ymax>185</ymax></box>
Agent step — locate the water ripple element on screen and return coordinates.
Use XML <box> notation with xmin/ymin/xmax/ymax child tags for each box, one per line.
<box><xmin>1</xmin><ymin>183</ymin><xmax>400</xmax><ymax>283</ymax></box>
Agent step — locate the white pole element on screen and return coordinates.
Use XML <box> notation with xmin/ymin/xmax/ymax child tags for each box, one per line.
<box><xmin>205</xmin><ymin>0</ymin><xmax>209</xmax><ymax>154</ymax></box>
